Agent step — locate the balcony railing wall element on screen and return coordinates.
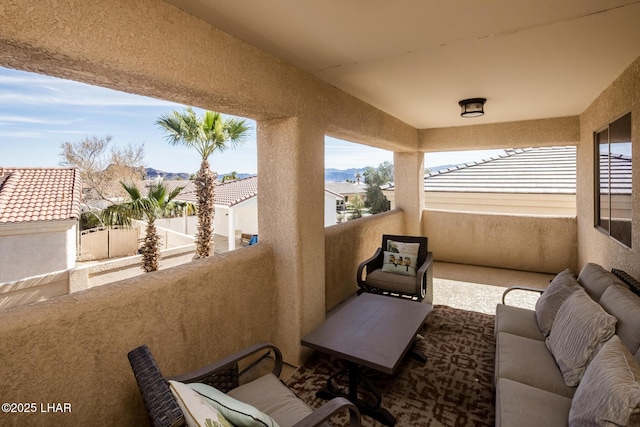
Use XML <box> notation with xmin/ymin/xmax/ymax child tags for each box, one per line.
<box><xmin>423</xmin><ymin>209</ymin><xmax>578</xmax><ymax>273</ymax></box>
<box><xmin>325</xmin><ymin>209</ymin><xmax>405</xmax><ymax>310</ymax></box>
<box><xmin>0</xmin><ymin>244</ymin><xmax>277</xmax><ymax>426</ymax></box>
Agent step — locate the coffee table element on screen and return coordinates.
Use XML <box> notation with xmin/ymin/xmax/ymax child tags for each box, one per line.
<box><xmin>301</xmin><ymin>293</ymin><xmax>432</xmax><ymax>426</ymax></box>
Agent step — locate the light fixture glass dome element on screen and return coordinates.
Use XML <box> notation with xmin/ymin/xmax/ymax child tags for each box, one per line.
<box><xmin>459</xmin><ymin>98</ymin><xmax>486</xmax><ymax>118</ymax></box>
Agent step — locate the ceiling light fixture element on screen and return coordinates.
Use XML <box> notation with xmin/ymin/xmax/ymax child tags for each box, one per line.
<box><xmin>459</xmin><ymin>98</ymin><xmax>486</xmax><ymax>118</ymax></box>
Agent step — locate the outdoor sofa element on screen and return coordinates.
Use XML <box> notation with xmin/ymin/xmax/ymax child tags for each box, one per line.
<box><xmin>494</xmin><ymin>263</ymin><xmax>640</xmax><ymax>426</ymax></box>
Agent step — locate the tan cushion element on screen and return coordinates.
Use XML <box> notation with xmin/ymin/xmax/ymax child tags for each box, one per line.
<box><xmin>496</xmin><ymin>332</ymin><xmax>576</xmax><ymax>397</ymax></box>
<box><xmin>546</xmin><ymin>289</ymin><xmax>617</xmax><ymax>387</ymax></box>
<box><xmin>228</xmin><ymin>373</ymin><xmax>313</xmax><ymax>427</ymax></box>
<box><xmin>496</xmin><ymin>378</ymin><xmax>572</xmax><ymax>427</ymax></box>
<box><xmin>495</xmin><ymin>304</ymin><xmax>544</xmax><ymax>341</ymax></box>
<box><xmin>366</xmin><ymin>268</ymin><xmax>417</xmax><ymax>294</ymax></box>
<box><xmin>599</xmin><ymin>283</ymin><xmax>640</xmax><ymax>354</ymax></box>
<box><xmin>577</xmin><ymin>263</ymin><xmax>626</xmax><ymax>302</ymax></box>
<box><xmin>535</xmin><ymin>268</ymin><xmax>582</xmax><ymax>336</ymax></box>
<box><xmin>569</xmin><ymin>336</ymin><xmax>640</xmax><ymax>426</ymax></box>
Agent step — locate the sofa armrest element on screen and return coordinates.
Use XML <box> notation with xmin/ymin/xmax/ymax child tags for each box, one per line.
<box><xmin>292</xmin><ymin>397</ymin><xmax>361</xmax><ymax>427</ymax></box>
<box><xmin>501</xmin><ymin>286</ymin><xmax>544</xmax><ymax>305</ymax></box>
<box><xmin>357</xmin><ymin>248</ymin><xmax>383</xmax><ymax>288</ymax></box>
<box><xmin>168</xmin><ymin>342</ymin><xmax>283</xmax><ymax>384</ymax></box>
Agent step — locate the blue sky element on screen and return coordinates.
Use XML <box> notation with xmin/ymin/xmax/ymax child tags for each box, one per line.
<box><xmin>0</xmin><ymin>66</ymin><xmax>504</xmax><ymax>175</ymax></box>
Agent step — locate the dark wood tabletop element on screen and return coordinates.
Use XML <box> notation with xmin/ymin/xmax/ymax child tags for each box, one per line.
<box><xmin>301</xmin><ymin>293</ymin><xmax>433</xmax><ymax>375</ymax></box>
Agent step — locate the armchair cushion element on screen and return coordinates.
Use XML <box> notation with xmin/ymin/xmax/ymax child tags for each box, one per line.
<box><xmin>381</xmin><ymin>251</ymin><xmax>417</xmax><ymax>276</ymax></box>
<box><xmin>185</xmin><ymin>381</ymin><xmax>279</xmax><ymax>427</ymax></box>
<box><xmin>169</xmin><ymin>380</ymin><xmax>232</xmax><ymax>427</ymax></box>
<box><xmin>599</xmin><ymin>283</ymin><xmax>640</xmax><ymax>355</ymax></box>
<box><xmin>365</xmin><ymin>269</ymin><xmax>419</xmax><ymax>295</ymax></box>
<box><xmin>386</xmin><ymin>240</ymin><xmax>420</xmax><ymax>257</ymax></box>
<box><xmin>227</xmin><ymin>373</ymin><xmax>317</xmax><ymax>427</ymax></box>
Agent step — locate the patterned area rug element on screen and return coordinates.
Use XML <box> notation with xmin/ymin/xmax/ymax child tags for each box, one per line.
<box><xmin>286</xmin><ymin>305</ymin><xmax>496</xmax><ymax>427</ymax></box>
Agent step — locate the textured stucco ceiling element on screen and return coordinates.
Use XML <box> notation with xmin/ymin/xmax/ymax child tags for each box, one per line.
<box><xmin>164</xmin><ymin>0</ymin><xmax>640</xmax><ymax>129</ymax></box>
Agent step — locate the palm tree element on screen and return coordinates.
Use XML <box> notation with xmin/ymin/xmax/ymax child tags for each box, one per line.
<box><xmin>101</xmin><ymin>181</ymin><xmax>192</xmax><ymax>272</ymax></box>
<box><xmin>156</xmin><ymin>107</ymin><xmax>251</xmax><ymax>258</ymax></box>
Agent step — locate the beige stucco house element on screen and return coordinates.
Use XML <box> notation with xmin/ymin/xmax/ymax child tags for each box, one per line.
<box><xmin>0</xmin><ymin>1</ymin><xmax>639</xmax><ymax>425</ymax></box>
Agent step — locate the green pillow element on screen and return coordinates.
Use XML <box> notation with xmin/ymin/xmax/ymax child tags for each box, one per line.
<box><xmin>187</xmin><ymin>382</ymin><xmax>279</xmax><ymax>427</ymax></box>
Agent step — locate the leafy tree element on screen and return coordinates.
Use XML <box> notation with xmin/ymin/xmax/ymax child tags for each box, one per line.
<box><xmin>347</xmin><ymin>195</ymin><xmax>365</xmax><ymax>220</ymax></box>
<box><xmin>222</xmin><ymin>171</ymin><xmax>238</xmax><ymax>182</ymax></box>
<box><xmin>363</xmin><ymin>161</ymin><xmax>393</xmax><ymax>214</ymax></box>
<box><xmin>101</xmin><ymin>181</ymin><xmax>193</xmax><ymax>272</ymax></box>
<box><xmin>156</xmin><ymin>107</ymin><xmax>251</xmax><ymax>258</ymax></box>
<box><xmin>59</xmin><ymin>135</ymin><xmax>145</xmax><ymax>201</ymax></box>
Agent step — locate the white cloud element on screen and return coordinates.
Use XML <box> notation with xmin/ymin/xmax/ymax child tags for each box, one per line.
<box><xmin>0</xmin><ymin>130</ymin><xmax>44</xmax><ymax>138</ymax></box>
<box><xmin>0</xmin><ymin>115</ymin><xmax>85</xmax><ymax>125</ymax></box>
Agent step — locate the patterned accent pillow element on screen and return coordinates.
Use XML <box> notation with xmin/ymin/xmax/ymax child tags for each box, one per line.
<box><xmin>569</xmin><ymin>336</ymin><xmax>640</xmax><ymax>426</ymax></box>
<box><xmin>169</xmin><ymin>380</ymin><xmax>232</xmax><ymax>427</ymax></box>
<box><xmin>546</xmin><ymin>289</ymin><xmax>617</xmax><ymax>387</ymax></box>
<box><xmin>535</xmin><ymin>268</ymin><xmax>582</xmax><ymax>336</ymax></box>
<box><xmin>386</xmin><ymin>240</ymin><xmax>420</xmax><ymax>257</ymax></box>
<box><xmin>381</xmin><ymin>251</ymin><xmax>417</xmax><ymax>276</ymax></box>
<box><xmin>188</xmin><ymin>382</ymin><xmax>279</xmax><ymax>427</ymax></box>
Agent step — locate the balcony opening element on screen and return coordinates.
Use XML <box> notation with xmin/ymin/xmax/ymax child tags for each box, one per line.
<box><xmin>324</xmin><ymin>136</ymin><xmax>393</xmax><ymax>225</ymax></box>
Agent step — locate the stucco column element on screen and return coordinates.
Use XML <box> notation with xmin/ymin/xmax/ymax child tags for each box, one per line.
<box><xmin>257</xmin><ymin>116</ymin><xmax>326</xmax><ymax>364</ymax></box>
<box><xmin>393</xmin><ymin>152</ymin><xmax>425</xmax><ymax>235</ymax></box>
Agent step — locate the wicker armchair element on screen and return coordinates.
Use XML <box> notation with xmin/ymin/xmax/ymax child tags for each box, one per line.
<box><xmin>357</xmin><ymin>234</ymin><xmax>433</xmax><ymax>303</ymax></box>
<box><xmin>128</xmin><ymin>342</ymin><xmax>361</xmax><ymax>427</ymax></box>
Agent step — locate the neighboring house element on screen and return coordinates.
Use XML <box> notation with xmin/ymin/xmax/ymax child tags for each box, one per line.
<box><xmin>385</xmin><ymin>146</ymin><xmax>582</xmax><ymax>215</ymax></box>
<box><xmin>324</xmin><ymin>181</ymin><xmax>367</xmax><ymax>210</ymax></box>
<box><xmin>177</xmin><ymin>176</ymin><xmax>343</xmax><ymax>251</ymax></box>
<box><xmin>0</xmin><ymin>167</ymin><xmax>81</xmax><ymax>283</ymax></box>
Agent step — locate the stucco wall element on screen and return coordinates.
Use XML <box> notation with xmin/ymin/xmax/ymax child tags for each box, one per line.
<box><xmin>423</xmin><ymin>209</ymin><xmax>578</xmax><ymax>274</ymax></box>
<box><xmin>0</xmin><ymin>220</ymin><xmax>76</xmax><ymax>283</ymax></box>
<box><xmin>325</xmin><ymin>209</ymin><xmax>405</xmax><ymax>310</ymax></box>
<box><xmin>577</xmin><ymin>56</ymin><xmax>640</xmax><ymax>276</ymax></box>
<box><xmin>0</xmin><ymin>245</ymin><xmax>276</xmax><ymax>426</ymax></box>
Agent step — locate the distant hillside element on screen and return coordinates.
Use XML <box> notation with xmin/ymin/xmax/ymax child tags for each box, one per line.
<box><xmin>145</xmin><ymin>168</ymin><xmax>254</xmax><ymax>181</ymax></box>
<box><xmin>325</xmin><ymin>168</ymin><xmax>366</xmax><ymax>182</ymax></box>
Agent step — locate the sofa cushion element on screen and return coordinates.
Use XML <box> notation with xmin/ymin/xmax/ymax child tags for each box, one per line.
<box><xmin>496</xmin><ymin>332</ymin><xmax>576</xmax><ymax>397</ymax></box>
<box><xmin>546</xmin><ymin>289</ymin><xmax>617</xmax><ymax>387</ymax></box>
<box><xmin>599</xmin><ymin>283</ymin><xmax>640</xmax><ymax>355</ymax></box>
<box><xmin>227</xmin><ymin>373</ymin><xmax>315</xmax><ymax>427</ymax></box>
<box><xmin>569</xmin><ymin>336</ymin><xmax>640</xmax><ymax>426</ymax></box>
<box><xmin>169</xmin><ymin>380</ymin><xmax>233</xmax><ymax>427</ymax></box>
<box><xmin>188</xmin><ymin>380</ymin><xmax>280</xmax><ymax>427</ymax></box>
<box><xmin>496</xmin><ymin>378</ymin><xmax>572</xmax><ymax>427</ymax></box>
<box><xmin>495</xmin><ymin>304</ymin><xmax>544</xmax><ymax>341</ymax></box>
<box><xmin>577</xmin><ymin>263</ymin><xmax>626</xmax><ymax>302</ymax></box>
<box><xmin>535</xmin><ymin>268</ymin><xmax>582</xmax><ymax>336</ymax></box>
<box><xmin>366</xmin><ymin>268</ymin><xmax>417</xmax><ymax>294</ymax></box>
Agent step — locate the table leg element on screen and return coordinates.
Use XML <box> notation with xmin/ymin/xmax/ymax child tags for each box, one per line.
<box><xmin>316</xmin><ymin>361</ymin><xmax>396</xmax><ymax>426</ymax></box>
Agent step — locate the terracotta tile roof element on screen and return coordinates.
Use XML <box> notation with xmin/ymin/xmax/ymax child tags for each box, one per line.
<box><xmin>424</xmin><ymin>146</ymin><xmax>578</xmax><ymax>194</ymax></box>
<box><xmin>0</xmin><ymin>167</ymin><xmax>81</xmax><ymax>223</ymax></box>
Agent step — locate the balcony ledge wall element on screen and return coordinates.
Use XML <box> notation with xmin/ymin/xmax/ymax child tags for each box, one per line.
<box><xmin>0</xmin><ymin>245</ymin><xmax>276</xmax><ymax>426</ymax></box>
<box><xmin>423</xmin><ymin>209</ymin><xmax>578</xmax><ymax>274</ymax></box>
<box><xmin>325</xmin><ymin>209</ymin><xmax>405</xmax><ymax>310</ymax></box>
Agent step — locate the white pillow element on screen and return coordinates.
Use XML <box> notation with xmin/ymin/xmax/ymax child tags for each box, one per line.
<box><xmin>381</xmin><ymin>251</ymin><xmax>417</xmax><ymax>277</ymax></box>
<box><xmin>188</xmin><ymin>382</ymin><xmax>279</xmax><ymax>427</ymax></box>
<box><xmin>386</xmin><ymin>240</ymin><xmax>420</xmax><ymax>257</ymax></box>
<box><xmin>168</xmin><ymin>380</ymin><xmax>232</xmax><ymax>427</ymax></box>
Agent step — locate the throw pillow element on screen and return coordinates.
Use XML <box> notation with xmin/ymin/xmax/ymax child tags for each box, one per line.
<box><xmin>545</xmin><ymin>289</ymin><xmax>617</xmax><ymax>387</ymax></box>
<box><xmin>599</xmin><ymin>283</ymin><xmax>640</xmax><ymax>355</ymax></box>
<box><xmin>187</xmin><ymin>382</ymin><xmax>280</xmax><ymax>427</ymax></box>
<box><xmin>380</xmin><ymin>251</ymin><xmax>417</xmax><ymax>277</ymax></box>
<box><xmin>577</xmin><ymin>262</ymin><xmax>627</xmax><ymax>302</ymax></box>
<box><xmin>169</xmin><ymin>380</ymin><xmax>232</xmax><ymax>427</ymax></box>
<box><xmin>535</xmin><ymin>268</ymin><xmax>582</xmax><ymax>336</ymax></box>
<box><xmin>569</xmin><ymin>336</ymin><xmax>640</xmax><ymax>426</ymax></box>
<box><xmin>386</xmin><ymin>240</ymin><xmax>421</xmax><ymax>257</ymax></box>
